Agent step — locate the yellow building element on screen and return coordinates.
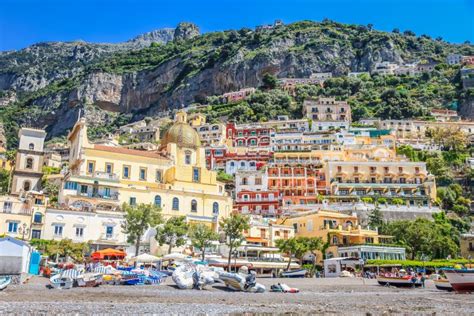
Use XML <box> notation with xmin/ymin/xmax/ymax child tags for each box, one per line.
<box><xmin>60</xmin><ymin>111</ymin><xmax>232</xmax><ymax>230</ymax></box>
<box><xmin>243</xmin><ymin>216</ymin><xmax>295</xmax><ymax>247</ymax></box>
<box><xmin>278</xmin><ymin>210</ymin><xmax>393</xmax><ymax>259</ymax></box>
<box><xmin>0</xmin><ymin>192</ymin><xmax>47</xmax><ymax>240</ymax></box>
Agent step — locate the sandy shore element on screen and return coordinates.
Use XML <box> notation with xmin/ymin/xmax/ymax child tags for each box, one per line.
<box><xmin>0</xmin><ymin>276</ymin><xmax>472</xmax><ymax>315</ymax></box>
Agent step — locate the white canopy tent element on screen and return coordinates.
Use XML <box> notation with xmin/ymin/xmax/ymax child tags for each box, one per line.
<box><xmin>130</xmin><ymin>253</ymin><xmax>161</xmax><ymax>264</ymax></box>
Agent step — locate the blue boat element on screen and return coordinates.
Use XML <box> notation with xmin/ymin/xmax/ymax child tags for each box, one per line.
<box><xmin>281</xmin><ymin>269</ymin><xmax>307</xmax><ymax>278</ymax></box>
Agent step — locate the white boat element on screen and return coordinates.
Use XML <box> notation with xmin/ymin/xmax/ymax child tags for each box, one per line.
<box><xmin>0</xmin><ymin>276</ymin><xmax>12</xmax><ymax>291</ymax></box>
<box><xmin>49</xmin><ymin>274</ymin><xmax>74</xmax><ymax>289</ymax></box>
<box><xmin>217</xmin><ymin>271</ymin><xmax>265</xmax><ymax>293</ymax></box>
<box><xmin>443</xmin><ymin>269</ymin><xmax>474</xmax><ymax>293</ymax></box>
<box><xmin>281</xmin><ymin>269</ymin><xmax>307</xmax><ymax>278</ymax></box>
<box><xmin>434</xmin><ymin>278</ymin><xmax>453</xmax><ymax>291</ymax></box>
<box><xmin>76</xmin><ymin>273</ymin><xmax>103</xmax><ymax>287</ymax></box>
<box><xmin>376</xmin><ymin>275</ymin><xmax>421</xmax><ymax>287</ymax></box>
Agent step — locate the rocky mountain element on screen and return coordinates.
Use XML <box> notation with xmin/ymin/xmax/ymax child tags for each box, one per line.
<box><xmin>0</xmin><ymin>20</ymin><xmax>473</xmax><ymax>145</ymax></box>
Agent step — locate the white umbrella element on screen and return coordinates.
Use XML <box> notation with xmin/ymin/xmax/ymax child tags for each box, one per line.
<box><xmin>162</xmin><ymin>252</ymin><xmax>190</xmax><ymax>261</ymax></box>
<box><xmin>131</xmin><ymin>253</ymin><xmax>161</xmax><ymax>263</ymax></box>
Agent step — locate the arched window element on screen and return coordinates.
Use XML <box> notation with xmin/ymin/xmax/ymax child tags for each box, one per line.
<box><xmin>29</xmin><ymin>143</ymin><xmax>34</xmax><ymax>150</ymax></box>
<box><xmin>332</xmin><ymin>235</ymin><xmax>339</xmax><ymax>245</ymax></box>
<box><xmin>33</xmin><ymin>212</ymin><xmax>42</xmax><ymax>224</ymax></box>
<box><xmin>185</xmin><ymin>151</ymin><xmax>192</xmax><ymax>165</ymax></box>
<box><xmin>230</xmin><ymin>161</ymin><xmax>235</xmax><ymax>167</ymax></box>
<box><xmin>25</xmin><ymin>158</ymin><xmax>33</xmax><ymax>169</ymax></box>
<box><xmin>240</xmin><ymin>161</ymin><xmax>245</xmax><ymax>168</ymax></box>
<box><xmin>213</xmin><ymin>202</ymin><xmax>219</xmax><ymax>215</ymax></box>
<box><xmin>23</xmin><ymin>181</ymin><xmax>31</xmax><ymax>192</ymax></box>
<box><xmin>172</xmin><ymin>197</ymin><xmax>179</xmax><ymax>210</ymax></box>
<box><xmin>191</xmin><ymin>199</ymin><xmax>197</xmax><ymax>212</ymax></box>
<box><xmin>154</xmin><ymin>195</ymin><xmax>162</xmax><ymax>207</ymax></box>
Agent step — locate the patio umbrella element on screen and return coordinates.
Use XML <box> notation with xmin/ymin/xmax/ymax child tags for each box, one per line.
<box><xmin>91</xmin><ymin>248</ymin><xmax>126</xmax><ymax>260</ymax></box>
<box><xmin>130</xmin><ymin>253</ymin><xmax>161</xmax><ymax>264</ymax></box>
<box><xmin>162</xmin><ymin>252</ymin><xmax>190</xmax><ymax>261</ymax></box>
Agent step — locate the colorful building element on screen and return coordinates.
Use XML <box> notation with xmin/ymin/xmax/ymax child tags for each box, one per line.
<box><xmin>226</xmin><ymin>122</ymin><xmax>273</xmax><ymax>148</ymax></box>
<box><xmin>303</xmin><ymin>97</ymin><xmax>352</xmax><ymax>124</ymax></box>
<box><xmin>59</xmin><ymin>111</ymin><xmax>232</xmax><ymax>230</ymax></box>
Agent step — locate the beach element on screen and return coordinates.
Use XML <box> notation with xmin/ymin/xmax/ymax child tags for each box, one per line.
<box><xmin>0</xmin><ymin>276</ymin><xmax>472</xmax><ymax>315</ymax></box>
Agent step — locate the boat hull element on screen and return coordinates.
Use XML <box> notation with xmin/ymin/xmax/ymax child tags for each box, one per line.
<box><xmin>281</xmin><ymin>269</ymin><xmax>307</xmax><ymax>278</ymax></box>
<box><xmin>0</xmin><ymin>277</ymin><xmax>11</xmax><ymax>291</ymax></box>
<box><xmin>377</xmin><ymin>276</ymin><xmax>421</xmax><ymax>287</ymax></box>
<box><xmin>444</xmin><ymin>269</ymin><xmax>474</xmax><ymax>293</ymax></box>
<box><xmin>434</xmin><ymin>279</ymin><xmax>453</xmax><ymax>291</ymax></box>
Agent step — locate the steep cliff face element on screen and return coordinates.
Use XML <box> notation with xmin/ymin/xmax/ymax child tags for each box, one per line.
<box><xmin>0</xmin><ymin>20</ymin><xmax>473</xmax><ymax>140</ymax></box>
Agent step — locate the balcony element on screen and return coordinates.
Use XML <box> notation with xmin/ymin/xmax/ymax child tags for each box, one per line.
<box><xmin>92</xmin><ymin>171</ymin><xmax>119</xmax><ymax>182</ymax></box>
<box><xmin>77</xmin><ymin>192</ymin><xmax>119</xmax><ymax>201</ymax></box>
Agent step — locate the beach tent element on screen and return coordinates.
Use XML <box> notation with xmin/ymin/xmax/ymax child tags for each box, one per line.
<box><xmin>130</xmin><ymin>253</ymin><xmax>160</xmax><ymax>264</ymax></box>
<box><xmin>91</xmin><ymin>248</ymin><xmax>126</xmax><ymax>260</ymax></box>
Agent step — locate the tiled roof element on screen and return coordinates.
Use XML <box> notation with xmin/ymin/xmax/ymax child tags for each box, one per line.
<box><xmin>93</xmin><ymin>145</ymin><xmax>169</xmax><ymax>160</ymax></box>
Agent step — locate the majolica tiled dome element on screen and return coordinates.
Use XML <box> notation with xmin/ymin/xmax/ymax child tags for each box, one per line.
<box><xmin>161</xmin><ymin>121</ymin><xmax>201</xmax><ymax>149</ymax></box>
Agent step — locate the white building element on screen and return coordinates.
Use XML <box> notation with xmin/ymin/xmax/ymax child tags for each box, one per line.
<box><xmin>235</xmin><ymin>169</ymin><xmax>269</xmax><ymax>193</ymax></box>
<box><xmin>0</xmin><ymin>237</ymin><xmax>32</xmax><ymax>276</ymax></box>
<box><xmin>348</xmin><ymin>72</ymin><xmax>370</xmax><ymax>78</ymax></box>
<box><xmin>11</xmin><ymin>128</ymin><xmax>46</xmax><ymax>195</ymax></box>
<box><xmin>372</xmin><ymin>62</ymin><xmax>399</xmax><ymax>75</ymax></box>
<box><xmin>446</xmin><ymin>54</ymin><xmax>462</xmax><ymax>65</ymax></box>
<box><xmin>312</xmin><ymin>121</ymin><xmax>350</xmax><ymax>132</ymax></box>
<box><xmin>43</xmin><ymin>208</ymin><xmax>128</xmax><ymax>252</ymax></box>
<box><xmin>225</xmin><ymin>159</ymin><xmax>258</xmax><ymax>175</ymax></box>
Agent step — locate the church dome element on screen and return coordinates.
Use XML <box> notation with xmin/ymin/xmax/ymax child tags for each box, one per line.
<box><xmin>161</xmin><ymin>121</ymin><xmax>201</xmax><ymax>149</ymax></box>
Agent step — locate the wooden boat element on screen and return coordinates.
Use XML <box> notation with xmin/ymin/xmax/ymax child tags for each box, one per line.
<box><xmin>376</xmin><ymin>275</ymin><xmax>421</xmax><ymax>287</ymax></box>
<box><xmin>443</xmin><ymin>268</ymin><xmax>474</xmax><ymax>293</ymax></box>
<box><xmin>434</xmin><ymin>278</ymin><xmax>453</xmax><ymax>291</ymax></box>
<box><xmin>76</xmin><ymin>273</ymin><xmax>103</xmax><ymax>287</ymax></box>
<box><xmin>0</xmin><ymin>276</ymin><xmax>12</xmax><ymax>291</ymax></box>
<box><xmin>49</xmin><ymin>274</ymin><xmax>74</xmax><ymax>289</ymax></box>
<box><xmin>281</xmin><ymin>269</ymin><xmax>307</xmax><ymax>278</ymax></box>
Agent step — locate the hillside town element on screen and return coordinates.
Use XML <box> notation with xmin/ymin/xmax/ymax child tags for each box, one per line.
<box><xmin>1</xmin><ymin>59</ymin><xmax>474</xmax><ymax>282</ymax></box>
<box><xmin>1</xmin><ymin>11</ymin><xmax>474</xmax><ymax>314</ymax></box>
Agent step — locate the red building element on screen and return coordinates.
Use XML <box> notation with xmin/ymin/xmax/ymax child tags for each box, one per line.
<box><xmin>226</xmin><ymin>122</ymin><xmax>273</xmax><ymax>147</ymax></box>
<box><xmin>234</xmin><ymin>190</ymin><xmax>281</xmax><ymax>217</ymax></box>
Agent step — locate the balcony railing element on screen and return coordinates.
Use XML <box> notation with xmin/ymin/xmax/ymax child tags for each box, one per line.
<box><xmin>78</xmin><ymin>192</ymin><xmax>119</xmax><ymax>201</ymax></box>
<box><xmin>92</xmin><ymin>171</ymin><xmax>119</xmax><ymax>181</ymax></box>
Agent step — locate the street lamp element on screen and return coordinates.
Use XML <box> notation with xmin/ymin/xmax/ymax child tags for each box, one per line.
<box><xmin>18</xmin><ymin>222</ymin><xmax>30</xmax><ymax>240</ymax></box>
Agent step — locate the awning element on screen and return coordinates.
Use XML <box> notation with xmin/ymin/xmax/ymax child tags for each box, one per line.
<box><xmin>245</xmin><ymin>237</ymin><xmax>267</xmax><ymax>243</ymax></box>
<box><xmin>91</xmin><ymin>248</ymin><xmax>126</xmax><ymax>260</ymax></box>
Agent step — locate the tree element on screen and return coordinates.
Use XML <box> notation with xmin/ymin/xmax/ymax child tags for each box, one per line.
<box><xmin>304</xmin><ymin>237</ymin><xmax>324</xmax><ymax>274</ymax></box>
<box><xmin>276</xmin><ymin>238</ymin><xmax>294</xmax><ymax>271</ymax></box>
<box><xmin>261</xmin><ymin>73</ymin><xmax>277</xmax><ymax>90</ymax></box>
<box><xmin>189</xmin><ymin>224</ymin><xmax>219</xmax><ymax>261</ymax></box>
<box><xmin>219</xmin><ymin>213</ymin><xmax>250</xmax><ymax>271</ymax></box>
<box><xmin>155</xmin><ymin>216</ymin><xmax>189</xmax><ymax>254</ymax></box>
<box><xmin>368</xmin><ymin>205</ymin><xmax>384</xmax><ymax>232</ymax></box>
<box><xmin>122</xmin><ymin>203</ymin><xmax>162</xmax><ymax>256</ymax></box>
<box><xmin>276</xmin><ymin>237</ymin><xmax>311</xmax><ymax>271</ymax></box>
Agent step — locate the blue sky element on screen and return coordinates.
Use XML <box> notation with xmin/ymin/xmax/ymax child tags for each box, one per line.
<box><xmin>0</xmin><ymin>0</ymin><xmax>473</xmax><ymax>51</ymax></box>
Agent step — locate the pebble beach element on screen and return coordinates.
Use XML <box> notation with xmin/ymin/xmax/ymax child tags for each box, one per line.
<box><xmin>0</xmin><ymin>276</ymin><xmax>472</xmax><ymax>315</ymax></box>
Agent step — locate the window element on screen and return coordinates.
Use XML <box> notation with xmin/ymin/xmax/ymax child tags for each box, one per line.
<box><xmin>3</xmin><ymin>202</ymin><xmax>12</xmax><ymax>213</ymax></box>
<box><xmin>105</xmin><ymin>163</ymin><xmax>113</xmax><ymax>174</ymax></box>
<box><xmin>255</xmin><ymin>178</ymin><xmax>262</xmax><ymax>185</ymax></box>
<box><xmin>23</xmin><ymin>157</ymin><xmax>35</xmax><ymax>170</ymax></box>
<box><xmin>213</xmin><ymin>202</ymin><xmax>219</xmax><ymax>215</ymax></box>
<box><xmin>354</xmin><ymin>166</ymin><xmax>358</xmax><ymax>173</ymax></box>
<box><xmin>191</xmin><ymin>199</ymin><xmax>197</xmax><ymax>212</ymax></box>
<box><xmin>104</xmin><ymin>187</ymin><xmax>111</xmax><ymax>198</ymax></box>
<box><xmin>23</xmin><ymin>181</ymin><xmax>31</xmax><ymax>191</ymax></box>
<box><xmin>337</xmin><ymin>166</ymin><xmax>342</xmax><ymax>173</ymax></box>
<box><xmin>8</xmin><ymin>222</ymin><xmax>18</xmax><ymax>233</ymax></box>
<box><xmin>172</xmin><ymin>198</ymin><xmax>179</xmax><ymax>210</ymax></box>
<box><xmin>156</xmin><ymin>170</ymin><xmax>162</xmax><ymax>183</ymax></box>
<box><xmin>64</xmin><ymin>181</ymin><xmax>78</xmax><ymax>190</ymax></box>
<box><xmin>87</xmin><ymin>161</ymin><xmax>95</xmax><ymax>174</ymax></box>
<box><xmin>75</xmin><ymin>227</ymin><xmax>84</xmax><ymax>238</ymax></box>
<box><xmin>230</xmin><ymin>161</ymin><xmax>235</xmax><ymax>167</ymax></box>
<box><xmin>193</xmin><ymin>168</ymin><xmax>200</xmax><ymax>182</ymax></box>
<box><xmin>105</xmin><ymin>226</ymin><xmax>114</xmax><ymax>238</ymax></box>
<box><xmin>185</xmin><ymin>152</ymin><xmax>191</xmax><ymax>165</ymax></box>
<box><xmin>123</xmin><ymin>165</ymin><xmax>130</xmax><ymax>179</ymax></box>
<box><xmin>54</xmin><ymin>225</ymin><xmax>63</xmax><ymax>236</ymax></box>
<box><xmin>33</xmin><ymin>212</ymin><xmax>42</xmax><ymax>224</ymax></box>
<box><xmin>80</xmin><ymin>185</ymin><xmax>88</xmax><ymax>194</ymax></box>
<box><xmin>139</xmin><ymin>167</ymin><xmax>147</xmax><ymax>180</ymax></box>
<box><xmin>129</xmin><ymin>197</ymin><xmax>136</xmax><ymax>206</ymax></box>
<box><xmin>332</xmin><ymin>236</ymin><xmax>339</xmax><ymax>245</ymax></box>
<box><xmin>240</xmin><ymin>161</ymin><xmax>245</xmax><ymax>168</ymax></box>
<box><xmin>29</xmin><ymin>143</ymin><xmax>34</xmax><ymax>150</ymax></box>
<box><xmin>154</xmin><ymin>195</ymin><xmax>162</xmax><ymax>207</ymax></box>
<box><xmin>31</xmin><ymin>229</ymin><xmax>41</xmax><ymax>239</ymax></box>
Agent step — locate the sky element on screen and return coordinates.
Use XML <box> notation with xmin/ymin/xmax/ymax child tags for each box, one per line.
<box><xmin>0</xmin><ymin>0</ymin><xmax>473</xmax><ymax>51</ymax></box>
